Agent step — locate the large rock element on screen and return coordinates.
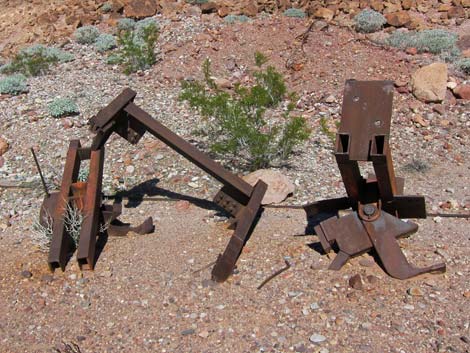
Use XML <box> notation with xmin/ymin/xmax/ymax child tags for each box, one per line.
<box><xmin>242</xmin><ymin>169</ymin><xmax>295</xmax><ymax>205</ymax></box>
<box><xmin>123</xmin><ymin>0</ymin><xmax>158</xmax><ymax>18</ymax></box>
<box><xmin>411</xmin><ymin>63</ymin><xmax>448</xmax><ymax>102</ymax></box>
<box><xmin>0</xmin><ymin>137</ymin><xmax>9</xmax><ymax>156</ymax></box>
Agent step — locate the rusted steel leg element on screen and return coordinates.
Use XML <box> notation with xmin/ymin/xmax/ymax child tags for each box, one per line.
<box><xmin>370</xmin><ymin>137</ymin><xmax>398</xmax><ymax>201</ymax></box>
<box><xmin>363</xmin><ymin>211</ymin><xmax>446</xmax><ymax>279</ymax></box>
<box><xmin>211</xmin><ymin>180</ymin><xmax>267</xmax><ymax>282</ymax></box>
<box><xmin>48</xmin><ymin>140</ymin><xmax>82</xmax><ymax>271</ymax></box>
<box><xmin>77</xmin><ymin>147</ymin><xmax>105</xmax><ymax>270</ymax></box>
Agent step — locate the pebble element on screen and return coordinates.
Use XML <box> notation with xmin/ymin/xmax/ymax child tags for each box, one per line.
<box><xmin>407</xmin><ymin>286</ymin><xmax>424</xmax><ymax>296</ymax></box>
<box><xmin>309</xmin><ymin>333</ymin><xmax>327</xmax><ymax>344</ymax></box>
<box><xmin>21</xmin><ymin>270</ymin><xmax>32</xmax><ymax>278</ymax></box>
<box><xmin>348</xmin><ymin>274</ymin><xmax>364</xmax><ymax>290</ymax></box>
<box><xmin>198</xmin><ymin>330</ymin><xmax>209</xmax><ymax>338</ymax></box>
<box><xmin>403</xmin><ymin>304</ymin><xmax>414</xmax><ymax>310</ymax></box>
<box><xmin>181</xmin><ymin>329</ymin><xmax>195</xmax><ymax>335</ymax></box>
<box><xmin>359</xmin><ymin>258</ymin><xmax>375</xmax><ymax>267</ymax></box>
<box><xmin>125</xmin><ymin>165</ymin><xmax>135</xmax><ymax>174</ymax></box>
<box><xmin>310</xmin><ymin>302</ymin><xmax>320</xmax><ymax>310</ymax></box>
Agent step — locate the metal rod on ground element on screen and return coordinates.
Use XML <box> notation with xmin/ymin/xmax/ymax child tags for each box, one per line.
<box><xmin>257</xmin><ymin>259</ymin><xmax>291</xmax><ymax>290</ymax></box>
<box><xmin>30</xmin><ymin>147</ymin><xmax>49</xmax><ymax>197</ymax></box>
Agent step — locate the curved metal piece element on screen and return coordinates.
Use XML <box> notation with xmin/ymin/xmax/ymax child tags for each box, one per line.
<box><xmin>363</xmin><ymin>212</ymin><xmax>446</xmax><ymax>279</ymax></box>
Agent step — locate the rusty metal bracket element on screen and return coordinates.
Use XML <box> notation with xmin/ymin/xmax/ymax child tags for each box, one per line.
<box><xmin>304</xmin><ymin>80</ymin><xmax>445</xmax><ymax>279</ymax></box>
<box><xmin>87</xmin><ymin>88</ymin><xmax>267</xmax><ymax>282</ymax></box>
<box><xmin>43</xmin><ymin>140</ymin><xmax>154</xmax><ymax>271</ymax></box>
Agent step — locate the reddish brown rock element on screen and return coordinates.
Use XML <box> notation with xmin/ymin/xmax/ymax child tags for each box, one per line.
<box><xmin>385</xmin><ymin>11</ymin><xmax>411</xmax><ymax>27</ymax></box>
<box><xmin>453</xmin><ymin>85</ymin><xmax>470</xmax><ymax>100</ymax></box>
<box><xmin>0</xmin><ymin>137</ymin><xmax>9</xmax><ymax>157</ymax></box>
<box><xmin>314</xmin><ymin>7</ymin><xmax>335</xmax><ymax>21</ymax></box>
<box><xmin>349</xmin><ymin>274</ymin><xmax>364</xmax><ymax>290</ymax></box>
<box><xmin>448</xmin><ymin>6</ymin><xmax>465</xmax><ymax>18</ymax></box>
<box><xmin>123</xmin><ymin>0</ymin><xmax>158</xmax><ymax>18</ymax></box>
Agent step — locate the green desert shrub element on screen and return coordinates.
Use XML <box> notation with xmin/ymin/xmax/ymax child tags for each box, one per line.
<box><xmin>116</xmin><ymin>18</ymin><xmax>136</xmax><ymax>31</ymax></box>
<box><xmin>101</xmin><ymin>2</ymin><xmax>112</xmax><ymax>12</ymax></box>
<box><xmin>94</xmin><ymin>33</ymin><xmax>117</xmax><ymax>52</ymax></box>
<box><xmin>354</xmin><ymin>9</ymin><xmax>386</xmax><ymax>33</ymax></box>
<box><xmin>47</xmin><ymin>98</ymin><xmax>79</xmax><ymax>118</ymax></box>
<box><xmin>0</xmin><ymin>44</ymin><xmax>73</xmax><ymax>76</ymax></box>
<box><xmin>185</xmin><ymin>0</ymin><xmax>209</xmax><ymax>4</ymax></box>
<box><xmin>180</xmin><ymin>53</ymin><xmax>311</xmax><ymax>170</ymax></box>
<box><xmin>283</xmin><ymin>8</ymin><xmax>306</xmax><ymax>18</ymax></box>
<box><xmin>455</xmin><ymin>58</ymin><xmax>470</xmax><ymax>75</ymax></box>
<box><xmin>110</xmin><ymin>18</ymin><xmax>159</xmax><ymax>74</ymax></box>
<box><xmin>386</xmin><ymin>29</ymin><xmax>458</xmax><ymax>54</ymax></box>
<box><xmin>0</xmin><ymin>74</ymin><xmax>28</xmax><ymax>95</ymax></box>
<box><xmin>224</xmin><ymin>14</ymin><xmax>251</xmax><ymax>24</ymax></box>
<box><xmin>74</xmin><ymin>25</ymin><xmax>100</xmax><ymax>44</ymax></box>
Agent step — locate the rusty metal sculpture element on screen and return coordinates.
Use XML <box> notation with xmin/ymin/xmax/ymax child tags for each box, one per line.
<box><xmin>304</xmin><ymin>80</ymin><xmax>446</xmax><ymax>279</ymax></box>
<box><xmin>40</xmin><ymin>88</ymin><xmax>266</xmax><ymax>281</ymax></box>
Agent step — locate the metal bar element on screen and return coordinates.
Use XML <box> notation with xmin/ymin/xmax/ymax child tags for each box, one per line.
<box><xmin>371</xmin><ymin>138</ymin><xmax>397</xmax><ymax>201</ymax></box>
<box><xmin>124</xmin><ymin>102</ymin><xmax>254</xmax><ymax>198</ymax></box>
<box><xmin>30</xmin><ymin>147</ymin><xmax>49</xmax><ymax>197</ymax></box>
<box><xmin>77</xmin><ymin>147</ymin><xmax>105</xmax><ymax>270</ymax></box>
<box><xmin>48</xmin><ymin>140</ymin><xmax>82</xmax><ymax>271</ymax></box>
<box><xmin>211</xmin><ymin>180</ymin><xmax>267</xmax><ymax>282</ymax></box>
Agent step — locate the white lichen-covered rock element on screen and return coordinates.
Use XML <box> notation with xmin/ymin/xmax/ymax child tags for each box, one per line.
<box><xmin>411</xmin><ymin>63</ymin><xmax>448</xmax><ymax>102</ymax></box>
<box><xmin>242</xmin><ymin>169</ymin><xmax>295</xmax><ymax>205</ymax></box>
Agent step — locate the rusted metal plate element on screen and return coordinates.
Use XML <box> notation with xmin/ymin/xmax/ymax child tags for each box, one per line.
<box><xmin>77</xmin><ymin>147</ymin><xmax>105</xmax><ymax>270</ymax></box>
<box><xmin>338</xmin><ymin>80</ymin><xmax>394</xmax><ymax>161</ymax></box>
<box><xmin>211</xmin><ymin>180</ymin><xmax>267</xmax><ymax>282</ymax></box>
<box><xmin>48</xmin><ymin>140</ymin><xmax>82</xmax><ymax>271</ymax></box>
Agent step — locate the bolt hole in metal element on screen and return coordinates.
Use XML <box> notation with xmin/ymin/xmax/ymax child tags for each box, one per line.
<box><xmin>353</xmin><ymin>96</ymin><xmax>360</xmax><ymax>102</ymax></box>
<box><xmin>374</xmin><ymin>120</ymin><xmax>382</xmax><ymax>127</ymax></box>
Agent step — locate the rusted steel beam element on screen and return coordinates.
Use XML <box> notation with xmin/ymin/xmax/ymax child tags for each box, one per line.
<box><xmin>48</xmin><ymin>140</ymin><xmax>82</xmax><ymax>271</ymax></box>
<box><xmin>77</xmin><ymin>147</ymin><xmax>105</xmax><ymax>270</ymax></box>
<box><xmin>124</xmin><ymin>102</ymin><xmax>254</xmax><ymax>198</ymax></box>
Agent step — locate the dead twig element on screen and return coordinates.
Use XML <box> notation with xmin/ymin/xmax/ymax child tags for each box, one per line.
<box><xmin>257</xmin><ymin>259</ymin><xmax>291</xmax><ymax>290</ymax></box>
<box><xmin>191</xmin><ymin>260</ymin><xmax>217</xmax><ymax>275</ymax></box>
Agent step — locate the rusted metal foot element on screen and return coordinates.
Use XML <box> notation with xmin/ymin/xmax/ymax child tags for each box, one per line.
<box><xmin>211</xmin><ymin>180</ymin><xmax>267</xmax><ymax>282</ymax></box>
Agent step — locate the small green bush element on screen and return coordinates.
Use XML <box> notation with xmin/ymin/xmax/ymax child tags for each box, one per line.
<box><xmin>455</xmin><ymin>58</ymin><xmax>470</xmax><ymax>74</ymax></box>
<box><xmin>283</xmin><ymin>8</ymin><xmax>306</xmax><ymax>18</ymax></box>
<box><xmin>386</xmin><ymin>29</ymin><xmax>458</xmax><ymax>54</ymax></box>
<box><xmin>224</xmin><ymin>15</ymin><xmax>251</xmax><ymax>24</ymax></box>
<box><xmin>74</xmin><ymin>26</ymin><xmax>100</xmax><ymax>44</ymax></box>
<box><xmin>110</xmin><ymin>18</ymin><xmax>159</xmax><ymax>74</ymax></box>
<box><xmin>94</xmin><ymin>33</ymin><xmax>117</xmax><ymax>52</ymax></box>
<box><xmin>186</xmin><ymin>0</ymin><xmax>209</xmax><ymax>4</ymax></box>
<box><xmin>47</xmin><ymin>98</ymin><xmax>79</xmax><ymax>118</ymax></box>
<box><xmin>101</xmin><ymin>2</ymin><xmax>112</xmax><ymax>12</ymax></box>
<box><xmin>0</xmin><ymin>44</ymin><xmax>74</xmax><ymax>76</ymax></box>
<box><xmin>0</xmin><ymin>74</ymin><xmax>28</xmax><ymax>95</ymax></box>
<box><xmin>180</xmin><ymin>53</ymin><xmax>310</xmax><ymax>170</ymax></box>
<box><xmin>354</xmin><ymin>9</ymin><xmax>386</xmax><ymax>33</ymax></box>
<box><xmin>116</xmin><ymin>18</ymin><xmax>136</xmax><ymax>31</ymax></box>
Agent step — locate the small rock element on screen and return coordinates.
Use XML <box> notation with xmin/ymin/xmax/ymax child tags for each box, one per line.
<box><xmin>242</xmin><ymin>169</ymin><xmax>295</xmax><ymax>204</ymax></box>
<box><xmin>181</xmin><ymin>328</ymin><xmax>195</xmax><ymax>336</ymax></box>
<box><xmin>324</xmin><ymin>94</ymin><xmax>336</xmax><ymax>103</ymax></box>
<box><xmin>366</xmin><ymin>275</ymin><xmax>379</xmax><ymax>285</ymax></box>
<box><xmin>385</xmin><ymin>11</ymin><xmax>411</xmax><ymax>27</ymax></box>
<box><xmin>175</xmin><ymin>200</ymin><xmax>190</xmax><ymax>210</ymax></box>
<box><xmin>214</xmin><ymin>77</ymin><xmax>232</xmax><ymax>89</ymax></box>
<box><xmin>412</xmin><ymin>114</ymin><xmax>429</xmax><ymax>127</ymax></box>
<box><xmin>201</xmin><ymin>279</ymin><xmax>216</xmax><ymax>288</ymax></box>
<box><xmin>21</xmin><ymin>270</ymin><xmax>32</xmax><ymax>278</ymax></box>
<box><xmin>188</xmin><ymin>182</ymin><xmax>199</xmax><ymax>188</ymax></box>
<box><xmin>310</xmin><ymin>302</ymin><xmax>320</xmax><ymax>310</ymax></box>
<box><xmin>309</xmin><ymin>333</ymin><xmax>327</xmax><ymax>344</ymax></box>
<box><xmin>125</xmin><ymin>165</ymin><xmax>135</xmax><ymax>174</ymax></box>
<box><xmin>40</xmin><ymin>274</ymin><xmax>53</xmax><ymax>283</ymax></box>
<box><xmin>411</xmin><ymin>63</ymin><xmax>448</xmax><ymax>102</ymax></box>
<box><xmin>314</xmin><ymin>7</ymin><xmax>334</xmax><ymax>21</ymax></box>
<box><xmin>198</xmin><ymin>330</ymin><xmax>209</xmax><ymax>338</ymax></box>
<box><xmin>453</xmin><ymin>84</ymin><xmax>470</xmax><ymax>100</ymax></box>
<box><xmin>124</xmin><ymin>0</ymin><xmax>158</xmax><ymax>19</ymax></box>
<box><xmin>348</xmin><ymin>274</ymin><xmax>364</xmax><ymax>290</ymax></box>
<box><xmin>62</xmin><ymin>118</ymin><xmax>74</xmax><ymax>129</ymax></box>
<box><xmin>407</xmin><ymin>287</ymin><xmax>424</xmax><ymax>296</ymax></box>
<box><xmin>0</xmin><ymin>137</ymin><xmax>9</xmax><ymax>156</ymax></box>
